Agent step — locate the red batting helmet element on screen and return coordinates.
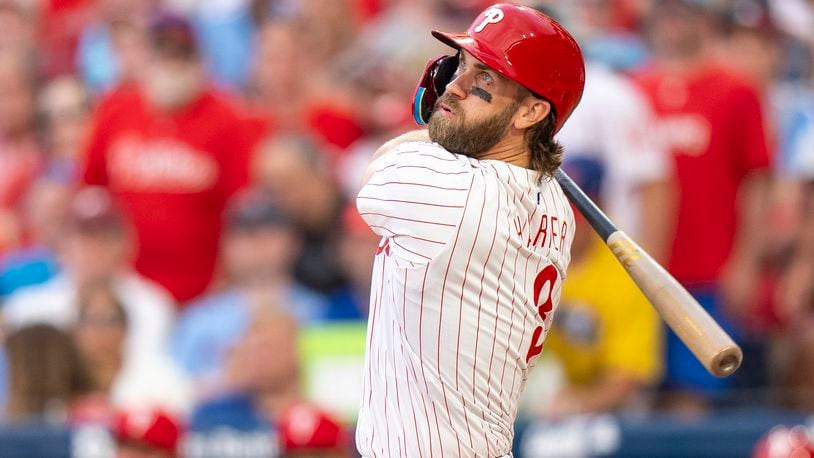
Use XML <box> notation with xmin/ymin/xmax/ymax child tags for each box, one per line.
<box><xmin>416</xmin><ymin>3</ymin><xmax>585</xmax><ymax>135</ymax></box>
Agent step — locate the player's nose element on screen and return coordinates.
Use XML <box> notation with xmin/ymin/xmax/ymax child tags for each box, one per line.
<box><xmin>444</xmin><ymin>72</ymin><xmax>468</xmax><ymax>100</ymax></box>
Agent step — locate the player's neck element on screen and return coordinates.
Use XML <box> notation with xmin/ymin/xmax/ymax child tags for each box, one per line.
<box><xmin>477</xmin><ymin>133</ymin><xmax>530</xmax><ymax>169</ymax></box>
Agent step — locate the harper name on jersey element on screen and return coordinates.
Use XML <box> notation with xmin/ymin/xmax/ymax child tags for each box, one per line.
<box><xmin>355</xmin><ymin>141</ymin><xmax>575</xmax><ymax>457</ymax></box>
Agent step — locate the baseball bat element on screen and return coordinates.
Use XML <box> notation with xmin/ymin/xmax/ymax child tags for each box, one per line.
<box><xmin>554</xmin><ymin>169</ymin><xmax>742</xmax><ymax>377</ymax></box>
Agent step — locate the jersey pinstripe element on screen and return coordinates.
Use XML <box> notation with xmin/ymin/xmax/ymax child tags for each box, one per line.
<box><xmin>356</xmin><ymin>141</ymin><xmax>574</xmax><ymax>457</ymax></box>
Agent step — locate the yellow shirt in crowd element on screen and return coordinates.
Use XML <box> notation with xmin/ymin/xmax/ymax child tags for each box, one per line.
<box><xmin>546</xmin><ymin>238</ymin><xmax>662</xmax><ymax>386</ymax></box>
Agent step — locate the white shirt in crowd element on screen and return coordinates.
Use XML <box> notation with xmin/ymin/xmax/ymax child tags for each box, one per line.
<box><xmin>111</xmin><ymin>352</ymin><xmax>194</xmax><ymax>416</ymax></box>
<box><xmin>355</xmin><ymin>141</ymin><xmax>574</xmax><ymax>457</ymax></box>
<box><xmin>556</xmin><ymin>63</ymin><xmax>669</xmax><ymax>239</ymax></box>
<box><xmin>2</xmin><ymin>272</ymin><xmax>175</xmax><ymax>359</ymax></box>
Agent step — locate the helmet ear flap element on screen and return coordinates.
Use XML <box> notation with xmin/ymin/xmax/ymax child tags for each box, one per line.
<box><xmin>412</xmin><ymin>54</ymin><xmax>459</xmax><ymax>125</ymax></box>
<box><xmin>433</xmin><ymin>54</ymin><xmax>459</xmax><ymax>95</ymax></box>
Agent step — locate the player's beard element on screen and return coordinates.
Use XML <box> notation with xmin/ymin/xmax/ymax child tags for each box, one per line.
<box><xmin>427</xmin><ymin>95</ymin><xmax>518</xmax><ymax>158</ymax></box>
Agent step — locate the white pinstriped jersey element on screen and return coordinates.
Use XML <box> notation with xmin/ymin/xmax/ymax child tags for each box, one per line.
<box><xmin>355</xmin><ymin>141</ymin><xmax>575</xmax><ymax>457</ymax></box>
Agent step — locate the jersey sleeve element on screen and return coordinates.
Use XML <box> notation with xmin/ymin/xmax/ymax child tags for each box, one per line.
<box><xmin>356</xmin><ymin>141</ymin><xmax>473</xmax><ymax>263</ymax></box>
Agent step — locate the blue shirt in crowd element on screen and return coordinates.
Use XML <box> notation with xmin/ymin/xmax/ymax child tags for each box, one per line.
<box><xmin>171</xmin><ymin>286</ymin><xmax>328</xmax><ymax>382</ymax></box>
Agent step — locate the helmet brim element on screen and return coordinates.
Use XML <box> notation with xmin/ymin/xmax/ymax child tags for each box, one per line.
<box><xmin>431</xmin><ymin>30</ymin><xmax>510</xmax><ymax>83</ymax></box>
<box><xmin>431</xmin><ymin>31</ymin><xmax>470</xmax><ymax>51</ymax></box>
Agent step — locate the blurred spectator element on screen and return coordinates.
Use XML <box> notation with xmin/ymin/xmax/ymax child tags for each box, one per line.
<box><xmin>329</xmin><ymin>205</ymin><xmax>377</xmax><ymax>320</ymax></box>
<box><xmin>534</xmin><ymin>158</ymin><xmax>661</xmax><ymax>419</ymax></box>
<box><xmin>172</xmin><ymin>189</ymin><xmax>328</xmax><ymax>395</ymax></box>
<box><xmin>570</xmin><ymin>0</ymin><xmax>649</xmax><ymax>71</ymax></box>
<box><xmin>296</xmin><ymin>0</ymin><xmax>368</xmax><ymax>152</ymax></box>
<box><xmin>0</xmin><ymin>69</ymin><xmax>82</xmax><ymax>294</ymax></box>
<box><xmin>633</xmin><ymin>0</ymin><xmax>772</xmax><ymax>408</ymax></box>
<box><xmin>82</xmin><ymin>13</ymin><xmax>257</xmax><ymax>304</ymax></box>
<box><xmin>252</xmin><ymin>135</ymin><xmax>346</xmax><ymax>294</ymax></box>
<box><xmin>769</xmin><ymin>1</ymin><xmax>814</xmax><ymax>340</ymax></box>
<box><xmin>0</xmin><ymin>2</ymin><xmax>36</xmax><ymax>56</ymax></box>
<box><xmin>172</xmin><ymin>0</ymin><xmax>256</xmax><ymax>90</ymax></box>
<box><xmin>2</xmin><ymin>187</ymin><xmax>175</xmax><ymax>359</ymax></box>
<box><xmin>183</xmin><ymin>309</ymin><xmax>304</xmax><ymax>457</ymax></box>
<box><xmin>772</xmin><ymin>28</ymin><xmax>814</xmax><ymax>406</ymax></box>
<box><xmin>113</xmin><ymin>408</ymin><xmax>182</xmax><ymax>458</ymax></box>
<box><xmin>224</xmin><ymin>310</ymin><xmax>300</xmax><ymax>417</ymax></box>
<box><xmin>717</xmin><ymin>0</ymin><xmax>790</xmax><ymax>247</ymax></box>
<box><xmin>247</xmin><ymin>17</ymin><xmax>366</xmax><ymax>152</ymax></box>
<box><xmin>184</xmin><ymin>308</ymin><xmax>349</xmax><ymax>457</ymax></box>
<box><xmin>3</xmin><ymin>324</ymin><xmax>93</xmax><ymax>424</ymax></box>
<box><xmin>0</xmin><ymin>177</ymin><xmax>70</xmax><ymax>299</ymax></box>
<box><xmin>109</xmin><ymin>19</ymin><xmax>152</xmax><ymax>88</ymax></box>
<box><xmin>719</xmin><ymin>0</ymin><xmax>780</xmax><ymax>93</ymax></box>
<box><xmin>37</xmin><ymin>0</ymin><xmax>93</xmax><ymax>78</ymax></box>
<box><xmin>76</xmin><ymin>0</ymin><xmax>154</xmax><ymax>92</ymax></box>
<box><xmin>247</xmin><ymin>19</ymin><xmax>307</xmax><ymax>132</ymax></box>
<box><xmin>73</xmin><ymin>280</ymin><xmax>192</xmax><ymax>415</ymax></box>
<box><xmin>349</xmin><ymin>0</ymin><xmax>449</xmax><ymax>72</ymax></box>
<box><xmin>716</xmin><ymin>2</ymin><xmax>814</xmax><ymax>389</ymax></box>
<box><xmin>0</xmin><ymin>49</ymin><xmax>42</xmax><ymax>253</ymax></box>
<box><xmin>38</xmin><ymin>74</ymin><xmax>92</xmax><ymax>176</ymax></box>
<box><xmin>313</xmin><ymin>0</ymin><xmax>456</xmax><ymax>154</ymax></box>
<box><xmin>69</xmin><ymin>279</ymin><xmax>127</xmax><ymax>425</ymax></box>
<box><xmin>717</xmin><ymin>5</ymin><xmax>814</xmax><ymax>397</ymax></box>
<box><xmin>774</xmin><ymin>181</ymin><xmax>814</xmax><ymax>409</ymax></box>
<box><xmin>557</xmin><ymin>62</ymin><xmax>674</xmax><ymax>263</ymax></box>
<box><xmin>298</xmin><ymin>0</ymin><xmax>356</xmax><ymax>64</ymax></box>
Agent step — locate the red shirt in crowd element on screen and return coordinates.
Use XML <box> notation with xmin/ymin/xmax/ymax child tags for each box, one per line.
<box><xmin>82</xmin><ymin>85</ymin><xmax>254</xmax><ymax>303</ymax></box>
<box><xmin>633</xmin><ymin>63</ymin><xmax>771</xmax><ymax>286</ymax></box>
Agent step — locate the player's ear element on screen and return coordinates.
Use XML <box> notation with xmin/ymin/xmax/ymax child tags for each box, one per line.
<box><xmin>513</xmin><ymin>97</ymin><xmax>550</xmax><ymax>131</ymax></box>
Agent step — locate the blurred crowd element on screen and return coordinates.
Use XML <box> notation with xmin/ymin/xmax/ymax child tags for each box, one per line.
<box><xmin>0</xmin><ymin>0</ymin><xmax>810</xmax><ymax>456</ymax></box>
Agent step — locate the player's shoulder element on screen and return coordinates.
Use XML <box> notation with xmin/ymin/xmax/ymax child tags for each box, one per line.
<box><xmin>370</xmin><ymin>141</ymin><xmax>474</xmax><ymax>186</ymax></box>
<box><xmin>392</xmin><ymin>141</ymin><xmax>471</xmax><ymax>168</ymax></box>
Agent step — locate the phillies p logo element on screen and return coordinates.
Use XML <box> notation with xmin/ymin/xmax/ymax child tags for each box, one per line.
<box><xmin>474</xmin><ymin>7</ymin><xmax>504</xmax><ymax>33</ymax></box>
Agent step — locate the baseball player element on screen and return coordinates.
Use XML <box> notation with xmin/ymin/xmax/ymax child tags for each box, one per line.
<box><xmin>355</xmin><ymin>3</ymin><xmax>585</xmax><ymax>457</ymax></box>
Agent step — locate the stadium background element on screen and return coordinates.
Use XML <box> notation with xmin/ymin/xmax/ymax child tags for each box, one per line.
<box><xmin>0</xmin><ymin>0</ymin><xmax>811</xmax><ymax>456</ymax></box>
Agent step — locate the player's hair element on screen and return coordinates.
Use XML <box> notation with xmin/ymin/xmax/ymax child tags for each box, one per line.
<box><xmin>525</xmin><ymin>108</ymin><xmax>562</xmax><ymax>183</ymax></box>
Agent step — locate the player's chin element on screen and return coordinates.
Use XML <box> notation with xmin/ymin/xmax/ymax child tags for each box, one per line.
<box><xmin>428</xmin><ymin>114</ymin><xmax>455</xmax><ymax>142</ymax></box>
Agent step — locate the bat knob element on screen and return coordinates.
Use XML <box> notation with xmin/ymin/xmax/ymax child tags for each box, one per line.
<box><xmin>712</xmin><ymin>347</ymin><xmax>743</xmax><ymax>377</ymax></box>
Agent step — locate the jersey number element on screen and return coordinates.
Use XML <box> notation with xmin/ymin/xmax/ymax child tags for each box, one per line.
<box><xmin>525</xmin><ymin>265</ymin><xmax>559</xmax><ymax>363</ymax></box>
